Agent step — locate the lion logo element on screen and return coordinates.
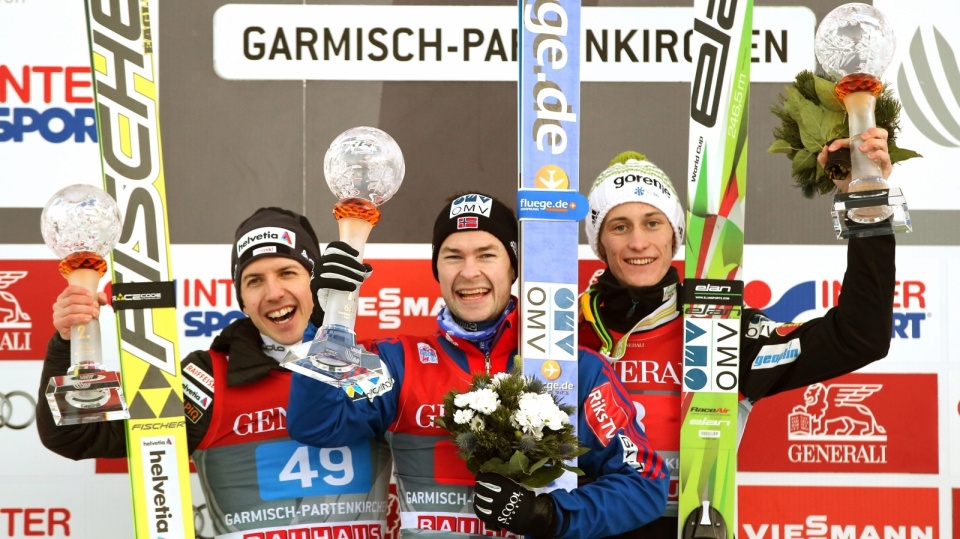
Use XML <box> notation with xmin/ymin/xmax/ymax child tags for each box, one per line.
<box><xmin>0</xmin><ymin>271</ymin><xmax>30</xmax><ymax>329</ymax></box>
<box><xmin>788</xmin><ymin>383</ymin><xmax>887</xmax><ymax>441</ymax></box>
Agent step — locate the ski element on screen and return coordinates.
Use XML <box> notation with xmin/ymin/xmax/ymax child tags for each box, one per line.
<box><xmin>679</xmin><ymin>0</ymin><xmax>752</xmax><ymax>537</ymax></box>
<box><xmin>516</xmin><ymin>0</ymin><xmax>585</xmax><ymax>492</ymax></box>
<box><xmin>84</xmin><ymin>1</ymin><xmax>195</xmax><ymax>537</ymax></box>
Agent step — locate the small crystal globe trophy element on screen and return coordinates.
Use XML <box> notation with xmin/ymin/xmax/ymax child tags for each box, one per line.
<box><xmin>815</xmin><ymin>3</ymin><xmax>911</xmax><ymax>238</ymax></box>
<box><xmin>40</xmin><ymin>184</ymin><xmax>131</xmax><ymax>425</ymax></box>
<box><xmin>282</xmin><ymin>127</ymin><xmax>405</xmax><ymax>392</ymax></box>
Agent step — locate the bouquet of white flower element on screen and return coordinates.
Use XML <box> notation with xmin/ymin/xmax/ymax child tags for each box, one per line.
<box><xmin>435</xmin><ymin>370</ymin><xmax>587</xmax><ymax>488</ymax></box>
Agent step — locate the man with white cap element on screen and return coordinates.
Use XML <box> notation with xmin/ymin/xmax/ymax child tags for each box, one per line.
<box><xmin>579</xmin><ymin>130</ymin><xmax>896</xmax><ymax>535</ymax></box>
<box><xmin>37</xmin><ymin>207</ymin><xmax>393</xmax><ymax>538</ymax></box>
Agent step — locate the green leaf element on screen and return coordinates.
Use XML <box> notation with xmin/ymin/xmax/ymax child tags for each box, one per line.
<box><xmin>767</xmin><ymin>138</ymin><xmax>795</xmax><ymax>155</ymax></box>
<box><xmin>527</xmin><ymin>457</ymin><xmax>550</xmax><ymax>474</ymax></box>
<box><xmin>508</xmin><ymin>451</ymin><xmax>531</xmax><ymax>473</ymax></box>
<box><xmin>791</xmin><ymin>149</ymin><xmax>817</xmax><ymax>178</ymax></box>
<box><xmin>814</xmin><ymin>75</ymin><xmax>845</xmax><ymax>112</ymax></box>
<box><xmin>796</xmin><ymin>99</ymin><xmax>827</xmax><ymax>153</ymax></box>
<box><xmin>819</xmin><ymin>109</ymin><xmax>847</xmax><ymax>145</ymax></box>
<box><xmin>479</xmin><ymin>457</ymin><xmax>523</xmax><ymax>478</ymax></box>
<box><xmin>522</xmin><ymin>466</ymin><xmax>565</xmax><ymax>488</ymax></box>
<box><xmin>782</xmin><ymin>86</ymin><xmax>805</xmax><ymax>119</ymax></box>
<box><xmin>889</xmin><ymin>146</ymin><xmax>923</xmax><ymax>163</ymax></box>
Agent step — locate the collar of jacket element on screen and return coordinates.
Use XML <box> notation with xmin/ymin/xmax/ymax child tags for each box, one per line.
<box><xmin>210</xmin><ymin>317</ymin><xmax>283</xmax><ymax>386</ymax></box>
<box><xmin>438</xmin><ymin>298</ymin><xmax>519</xmax><ymax>375</ymax></box>
<box><xmin>593</xmin><ymin>265</ymin><xmax>681</xmax><ymax>333</ymax></box>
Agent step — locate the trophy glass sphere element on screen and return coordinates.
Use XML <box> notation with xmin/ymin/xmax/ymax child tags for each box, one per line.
<box><xmin>282</xmin><ymin>127</ymin><xmax>405</xmax><ymax>387</ymax></box>
<box><xmin>321</xmin><ymin>126</ymin><xmax>405</xmax><ymax>328</ymax></box>
<box><xmin>41</xmin><ymin>184</ymin><xmax>122</xmax><ymax>276</ymax></box>
<box><xmin>815</xmin><ymin>3</ymin><xmax>896</xmax><ymax>224</ymax></box>
<box><xmin>324</xmin><ymin>126</ymin><xmax>405</xmax><ymax>229</ymax></box>
<box><xmin>40</xmin><ymin>184</ymin><xmax>128</xmax><ymax>423</ymax></box>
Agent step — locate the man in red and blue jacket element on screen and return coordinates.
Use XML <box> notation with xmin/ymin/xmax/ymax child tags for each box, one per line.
<box><xmin>288</xmin><ymin>193</ymin><xmax>669</xmax><ymax>539</ymax></box>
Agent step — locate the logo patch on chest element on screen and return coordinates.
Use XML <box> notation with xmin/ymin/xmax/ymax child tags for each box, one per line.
<box><xmin>418</xmin><ymin>342</ymin><xmax>438</xmax><ymax>364</ymax></box>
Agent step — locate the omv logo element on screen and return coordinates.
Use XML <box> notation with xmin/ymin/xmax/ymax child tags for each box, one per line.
<box><xmin>743</xmin><ymin>280</ymin><xmax>821</xmax><ymax>323</ymax></box>
<box><xmin>897</xmin><ymin>26</ymin><xmax>960</xmax><ymax>147</ymax></box>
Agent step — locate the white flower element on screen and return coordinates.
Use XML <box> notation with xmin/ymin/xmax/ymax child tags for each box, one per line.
<box><xmin>454</xmin><ymin>392</ymin><xmax>474</xmax><ymax>409</ymax></box>
<box><xmin>468</xmin><ymin>388</ymin><xmax>501</xmax><ymax>415</ymax></box>
<box><xmin>512</xmin><ymin>392</ymin><xmax>569</xmax><ymax>440</ymax></box>
<box><xmin>470</xmin><ymin>415</ymin><xmax>486</xmax><ymax>432</ymax></box>
<box><xmin>490</xmin><ymin>372</ymin><xmax>512</xmax><ymax>387</ymax></box>
<box><xmin>454</xmin><ymin>408</ymin><xmax>475</xmax><ymax>425</ymax></box>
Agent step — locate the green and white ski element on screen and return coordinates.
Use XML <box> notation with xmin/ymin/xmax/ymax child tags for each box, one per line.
<box><xmin>84</xmin><ymin>1</ymin><xmax>195</xmax><ymax>537</ymax></box>
<box><xmin>516</xmin><ymin>0</ymin><xmax>586</xmax><ymax>492</ymax></box>
<box><xmin>679</xmin><ymin>0</ymin><xmax>752</xmax><ymax>537</ymax></box>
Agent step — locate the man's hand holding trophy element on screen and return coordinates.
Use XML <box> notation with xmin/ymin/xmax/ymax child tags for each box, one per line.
<box><xmin>40</xmin><ymin>184</ymin><xmax>131</xmax><ymax>425</ymax></box>
<box><xmin>282</xmin><ymin>127</ymin><xmax>405</xmax><ymax>399</ymax></box>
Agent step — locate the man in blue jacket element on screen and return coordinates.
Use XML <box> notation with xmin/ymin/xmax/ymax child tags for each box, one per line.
<box><xmin>288</xmin><ymin>193</ymin><xmax>669</xmax><ymax>538</ymax></box>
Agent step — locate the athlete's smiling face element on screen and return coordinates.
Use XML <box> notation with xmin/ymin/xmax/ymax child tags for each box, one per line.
<box><xmin>436</xmin><ymin>230</ymin><xmax>515</xmax><ymax>324</ymax></box>
<box><xmin>598</xmin><ymin>202</ymin><xmax>675</xmax><ymax>288</ymax></box>
<box><xmin>239</xmin><ymin>257</ymin><xmax>313</xmax><ymax>345</ymax></box>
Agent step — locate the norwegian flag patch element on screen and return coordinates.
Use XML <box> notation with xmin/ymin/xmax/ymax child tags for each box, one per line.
<box><xmin>456</xmin><ymin>216</ymin><xmax>478</xmax><ymax>230</ymax></box>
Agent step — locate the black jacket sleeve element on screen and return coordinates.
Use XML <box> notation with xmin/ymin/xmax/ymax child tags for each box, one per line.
<box><xmin>35</xmin><ymin>333</ymin><xmax>213</xmax><ymax>458</ymax></box>
<box><xmin>739</xmin><ymin>234</ymin><xmax>895</xmax><ymax>401</ymax></box>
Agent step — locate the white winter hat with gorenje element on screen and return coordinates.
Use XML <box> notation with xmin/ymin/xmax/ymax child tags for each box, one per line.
<box><xmin>585</xmin><ymin>151</ymin><xmax>685</xmax><ymax>259</ymax></box>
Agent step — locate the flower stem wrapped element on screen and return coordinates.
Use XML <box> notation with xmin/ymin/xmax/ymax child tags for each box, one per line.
<box><xmin>435</xmin><ymin>370</ymin><xmax>587</xmax><ymax>489</ymax></box>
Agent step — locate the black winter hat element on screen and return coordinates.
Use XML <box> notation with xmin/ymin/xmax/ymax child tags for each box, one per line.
<box><xmin>431</xmin><ymin>193</ymin><xmax>518</xmax><ymax>282</ymax></box>
<box><xmin>231</xmin><ymin>207</ymin><xmax>322</xmax><ymax>311</ymax></box>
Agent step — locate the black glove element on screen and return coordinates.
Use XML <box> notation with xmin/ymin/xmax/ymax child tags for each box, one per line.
<box><xmin>473</xmin><ymin>472</ymin><xmax>557</xmax><ymax>539</ymax></box>
<box><xmin>316</xmin><ymin>241</ymin><xmax>373</xmax><ymax>291</ymax></box>
<box><xmin>310</xmin><ymin>241</ymin><xmax>373</xmax><ymax>326</ymax></box>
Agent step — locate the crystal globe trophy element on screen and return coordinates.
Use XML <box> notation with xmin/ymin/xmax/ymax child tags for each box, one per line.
<box><xmin>282</xmin><ymin>127</ymin><xmax>405</xmax><ymax>391</ymax></box>
<box><xmin>815</xmin><ymin>3</ymin><xmax>911</xmax><ymax>238</ymax></box>
<box><xmin>40</xmin><ymin>184</ymin><xmax>131</xmax><ymax>425</ymax></box>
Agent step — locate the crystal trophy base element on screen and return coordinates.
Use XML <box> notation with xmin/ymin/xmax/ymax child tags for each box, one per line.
<box><xmin>832</xmin><ymin>187</ymin><xmax>911</xmax><ymax>239</ymax></box>
<box><xmin>282</xmin><ymin>325</ymin><xmax>392</xmax><ymax>400</ymax></box>
<box><xmin>46</xmin><ymin>366</ymin><xmax>130</xmax><ymax>426</ymax></box>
